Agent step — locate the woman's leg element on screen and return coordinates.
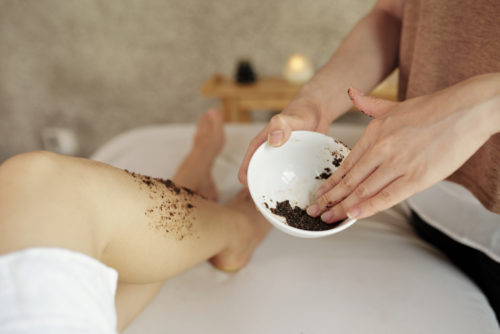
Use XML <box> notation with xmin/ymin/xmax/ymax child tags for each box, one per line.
<box><xmin>0</xmin><ymin>111</ymin><xmax>270</xmax><ymax>331</ymax></box>
<box><xmin>171</xmin><ymin>108</ymin><xmax>225</xmax><ymax>202</ymax></box>
<box><xmin>114</xmin><ymin>108</ymin><xmax>257</xmax><ymax>330</ymax></box>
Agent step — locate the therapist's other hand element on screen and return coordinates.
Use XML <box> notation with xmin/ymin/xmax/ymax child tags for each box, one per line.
<box><xmin>238</xmin><ymin>97</ymin><xmax>330</xmax><ymax>185</ymax></box>
<box><xmin>307</xmin><ymin>85</ymin><xmax>494</xmax><ymax>222</ymax></box>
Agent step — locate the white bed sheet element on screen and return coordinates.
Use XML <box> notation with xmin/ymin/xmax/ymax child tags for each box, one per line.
<box><xmin>92</xmin><ymin>123</ymin><xmax>499</xmax><ymax>334</ymax></box>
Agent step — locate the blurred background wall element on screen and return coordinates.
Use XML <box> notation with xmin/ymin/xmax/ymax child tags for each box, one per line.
<box><xmin>0</xmin><ymin>0</ymin><xmax>375</xmax><ymax>161</ymax></box>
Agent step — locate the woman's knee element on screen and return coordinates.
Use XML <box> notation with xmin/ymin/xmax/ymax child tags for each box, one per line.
<box><xmin>0</xmin><ymin>152</ymin><xmax>101</xmax><ymax>257</ymax></box>
<box><xmin>0</xmin><ymin>151</ymin><xmax>61</xmax><ymax>193</ymax></box>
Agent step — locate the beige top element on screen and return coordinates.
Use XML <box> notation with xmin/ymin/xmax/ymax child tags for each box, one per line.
<box><xmin>398</xmin><ymin>0</ymin><xmax>500</xmax><ymax>214</ymax></box>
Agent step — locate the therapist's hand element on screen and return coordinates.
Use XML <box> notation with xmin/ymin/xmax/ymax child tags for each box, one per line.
<box><xmin>307</xmin><ymin>81</ymin><xmax>497</xmax><ymax>222</ymax></box>
<box><xmin>238</xmin><ymin>97</ymin><xmax>331</xmax><ymax>185</ymax></box>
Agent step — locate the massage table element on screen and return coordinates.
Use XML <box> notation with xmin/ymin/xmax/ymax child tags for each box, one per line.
<box><xmin>91</xmin><ymin>123</ymin><xmax>499</xmax><ymax>333</ymax></box>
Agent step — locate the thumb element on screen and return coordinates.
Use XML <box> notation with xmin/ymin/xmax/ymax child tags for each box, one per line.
<box><xmin>266</xmin><ymin>113</ymin><xmax>304</xmax><ymax>147</ymax></box>
<box><xmin>238</xmin><ymin>113</ymin><xmax>313</xmax><ymax>185</ymax></box>
<box><xmin>348</xmin><ymin>87</ymin><xmax>397</xmax><ymax>118</ymax></box>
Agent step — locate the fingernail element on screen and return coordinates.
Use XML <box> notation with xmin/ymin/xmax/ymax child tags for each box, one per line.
<box><xmin>307</xmin><ymin>204</ymin><xmax>319</xmax><ymax>217</ymax></box>
<box><xmin>268</xmin><ymin>131</ymin><xmax>284</xmax><ymax>146</ymax></box>
<box><xmin>347</xmin><ymin>87</ymin><xmax>354</xmax><ymax>99</ymax></box>
<box><xmin>350</xmin><ymin>87</ymin><xmax>364</xmax><ymax>96</ymax></box>
<box><xmin>321</xmin><ymin>211</ymin><xmax>335</xmax><ymax>223</ymax></box>
<box><xmin>347</xmin><ymin>207</ymin><xmax>361</xmax><ymax>219</ymax></box>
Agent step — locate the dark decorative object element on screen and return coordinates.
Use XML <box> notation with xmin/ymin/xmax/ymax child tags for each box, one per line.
<box><xmin>235</xmin><ymin>60</ymin><xmax>257</xmax><ymax>84</ymax></box>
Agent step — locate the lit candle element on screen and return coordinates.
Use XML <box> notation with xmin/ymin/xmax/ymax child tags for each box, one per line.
<box><xmin>283</xmin><ymin>53</ymin><xmax>314</xmax><ymax>84</ymax></box>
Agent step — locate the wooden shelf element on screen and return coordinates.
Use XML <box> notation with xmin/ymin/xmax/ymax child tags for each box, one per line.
<box><xmin>201</xmin><ymin>72</ymin><xmax>398</xmax><ymax>122</ymax></box>
<box><xmin>201</xmin><ymin>75</ymin><xmax>302</xmax><ymax>122</ymax></box>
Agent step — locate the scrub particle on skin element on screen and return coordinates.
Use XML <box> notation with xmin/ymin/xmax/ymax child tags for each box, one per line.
<box><xmin>124</xmin><ymin>170</ymin><xmax>198</xmax><ymax>240</ymax></box>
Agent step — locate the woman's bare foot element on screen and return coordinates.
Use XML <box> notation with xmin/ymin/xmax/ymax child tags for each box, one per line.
<box><xmin>172</xmin><ymin>108</ymin><xmax>225</xmax><ymax>201</ymax></box>
<box><xmin>209</xmin><ymin>189</ymin><xmax>271</xmax><ymax>272</ymax></box>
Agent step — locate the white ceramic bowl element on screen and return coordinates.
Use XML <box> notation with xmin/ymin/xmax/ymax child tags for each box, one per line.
<box><xmin>247</xmin><ymin>131</ymin><xmax>357</xmax><ymax>238</ymax></box>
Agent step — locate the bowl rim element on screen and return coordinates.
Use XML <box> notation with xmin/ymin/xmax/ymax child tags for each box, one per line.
<box><xmin>247</xmin><ymin>130</ymin><xmax>357</xmax><ymax>238</ymax></box>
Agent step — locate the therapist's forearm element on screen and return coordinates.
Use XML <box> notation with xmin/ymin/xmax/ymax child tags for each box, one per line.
<box><xmin>486</xmin><ymin>94</ymin><xmax>500</xmax><ymax>135</ymax></box>
<box><xmin>459</xmin><ymin>73</ymin><xmax>500</xmax><ymax>138</ymax></box>
<box><xmin>299</xmin><ymin>4</ymin><xmax>402</xmax><ymax>123</ymax></box>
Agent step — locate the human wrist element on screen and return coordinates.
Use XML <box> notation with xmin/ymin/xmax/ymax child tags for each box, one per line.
<box><xmin>460</xmin><ymin>73</ymin><xmax>500</xmax><ymax>138</ymax></box>
<box><xmin>292</xmin><ymin>73</ymin><xmax>346</xmax><ymax>124</ymax></box>
<box><xmin>482</xmin><ymin>95</ymin><xmax>500</xmax><ymax>136</ymax></box>
<box><xmin>482</xmin><ymin>74</ymin><xmax>500</xmax><ymax>135</ymax></box>
<box><xmin>285</xmin><ymin>90</ymin><xmax>323</xmax><ymax>119</ymax></box>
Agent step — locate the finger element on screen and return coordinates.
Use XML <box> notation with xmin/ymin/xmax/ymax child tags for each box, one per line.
<box><xmin>238</xmin><ymin>113</ymin><xmax>311</xmax><ymax>185</ymax></box>
<box><xmin>267</xmin><ymin>113</ymin><xmax>314</xmax><ymax>146</ymax></box>
<box><xmin>315</xmin><ymin>132</ymin><xmax>373</xmax><ymax>199</ymax></box>
<box><xmin>319</xmin><ymin>206</ymin><xmax>347</xmax><ymax>224</ymax></box>
<box><xmin>307</xmin><ymin>152</ymin><xmax>381</xmax><ymax>218</ymax></box>
<box><xmin>266</xmin><ymin>114</ymin><xmax>293</xmax><ymax>147</ymax></box>
<box><xmin>321</xmin><ymin>165</ymin><xmax>403</xmax><ymax>223</ymax></box>
<box><xmin>346</xmin><ymin>176</ymin><xmax>410</xmax><ymax>220</ymax></box>
<box><xmin>348</xmin><ymin>87</ymin><xmax>398</xmax><ymax>118</ymax></box>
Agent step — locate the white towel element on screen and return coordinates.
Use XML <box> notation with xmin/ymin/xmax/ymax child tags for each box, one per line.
<box><xmin>0</xmin><ymin>248</ymin><xmax>118</xmax><ymax>334</ymax></box>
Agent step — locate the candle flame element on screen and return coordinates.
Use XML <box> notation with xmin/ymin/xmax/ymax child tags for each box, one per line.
<box><xmin>289</xmin><ymin>55</ymin><xmax>306</xmax><ymax>71</ymax></box>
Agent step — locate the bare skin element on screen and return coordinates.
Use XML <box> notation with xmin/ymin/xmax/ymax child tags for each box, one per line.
<box><xmin>238</xmin><ymin>0</ymin><xmax>404</xmax><ymax>185</ymax></box>
<box><xmin>0</xmin><ymin>109</ymin><xmax>270</xmax><ymax>332</ymax></box>
<box><xmin>307</xmin><ymin>78</ymin><xmax>500</xmax><ymax>222</ymax></box>
<box><xmin>238</xmin><ymin>0</ymin><xmax>500</xmax><ymax>222</ymax></box>
<box><xmin>173</xmin><ymin>108</ymin><xmax>225</xmax><ymax>202</ymax></box>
